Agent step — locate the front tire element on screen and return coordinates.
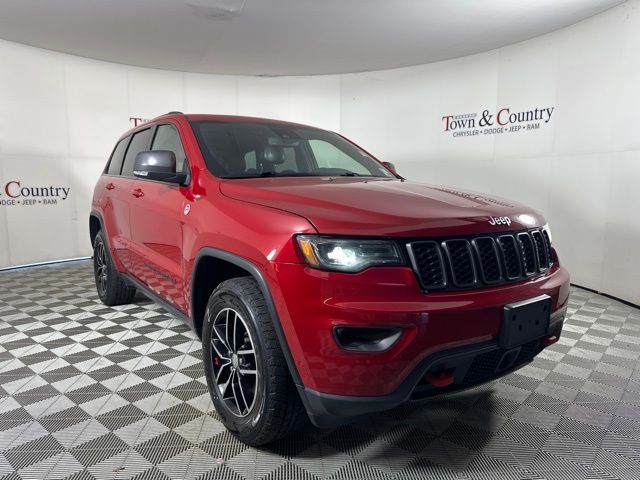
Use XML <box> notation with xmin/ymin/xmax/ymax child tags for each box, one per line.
<box><xmin>93</xmin><ymin>231</ymin><xmax>136</xmax><ymax>306</ymax></box>
<box><xmin>202</xmin><ymin>277</ymin><xmax>306</xmax><ymax>446</ymax></box>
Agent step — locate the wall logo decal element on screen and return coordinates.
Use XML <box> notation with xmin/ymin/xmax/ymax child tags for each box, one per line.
<box><xmin>442</xmin><ymin>106</ymin><xmax>555</xmax><ymax>137</ymax></box>
<box><xmin>0</xmin><ymin>180</ymin><xmax>71</xmax><ymax>207</ymax></box>
<box><xmin>129</xmin><ymin>116</ymin><xmax>150</xmax><ymax>127</ymax></box>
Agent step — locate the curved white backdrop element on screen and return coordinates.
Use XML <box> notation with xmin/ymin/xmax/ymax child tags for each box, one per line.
<box><xmin>0</xmin><ymin>41</ymin><xmax>342</xmax><ymax>269</ymax></box>
<box><xmin>0</xmin><ymin>0</ymin><xmax>639</xmax><ymax>304</ymax></box>
<box><xmin>339</xmin><ymin>0</ymin><xmax>640</xmax><ymax>305</ymax></box>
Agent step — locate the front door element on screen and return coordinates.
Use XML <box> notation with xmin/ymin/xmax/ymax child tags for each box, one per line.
<box><xmin>128</xmin><ymin>123</ymin><xmax>191</xmax><ymax>311</ymax></box>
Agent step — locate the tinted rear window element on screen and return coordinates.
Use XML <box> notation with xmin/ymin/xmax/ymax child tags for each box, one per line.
<box><xmin>107</xmin><ymin>137</ymin><xmax>129</xmax><ymax>175</ymax></box>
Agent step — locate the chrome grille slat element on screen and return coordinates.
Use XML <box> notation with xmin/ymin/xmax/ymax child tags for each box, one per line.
<box><xmin>517</xmin><ymin>232</ymin><xmax>537</xmax><ymax>275</ymax></box>
<box><xmin>408</xmin><ymin>228</ymin><xmax>552</xmax><ymax>292</ymax></box>
<box><xmin>406</xmin><ymin>241</ymin><xmax>447</xmax><ymax>289</ymax></box>
<box><xmin>532</xmin><ymin>230</ymin><xmax>549</xmax><ymax>271</ymax></box>
<box><xmin>497</xmin><ymin>235</ymin><xmax>522</xmax><ymax>280</ymax></box>
<box><xmin>473</xmin><ymin>237</ymin><xmax>501</xmax><ymax>284</ymax></box>
<box><xmin>442</xmin><ymin>239</ymin><xmax>477</xmax><ymax>288</ymax></box>
<box><xmin>541</xmin><ymin>230</ymin><xmax>553</xmax><ymax>268</ymax></box>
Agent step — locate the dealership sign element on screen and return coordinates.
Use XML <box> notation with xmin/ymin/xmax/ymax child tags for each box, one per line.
<box><xmin>130</xmin><ymin>116</ymin><xmax>150</xmax><ymax>127</ymax></box>
<box><xmin>0</xmin><ymin>180</ymin><xmax>71</xmax><ymax>207</ymax></box>
<box><xmin>442</xmin><ymin>106</ymin><xmax>555</xmax><ymax>137</ymax></box>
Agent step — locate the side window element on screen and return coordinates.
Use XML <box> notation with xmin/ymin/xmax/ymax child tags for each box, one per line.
<box><xmin>106</xmin><ymin>137</ymin><xmax>129</xmax><ymax>175</ymax></box>
<box><xmin>121</xmin><ymin>128</ymin><xmax>152</xmax><ymax>177</ymax></box>
<box><xmin>151</xmin><ymin>124</ymin><xmax>187</xmax><ymax>173</ymax></box>
<box><xmin>308</xmin><ymin>139</ymin><xmax>370</xmax><ymax>175</ymax></box>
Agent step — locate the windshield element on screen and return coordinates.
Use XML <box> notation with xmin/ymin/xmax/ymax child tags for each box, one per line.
<box><xmin>190</xmin><ymin>121</ymin><xmax>394</xmax><ymax>179</ymax></box>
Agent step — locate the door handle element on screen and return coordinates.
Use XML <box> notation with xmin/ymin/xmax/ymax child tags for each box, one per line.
<box><xmin>132</xmin><ymin>188</ymin><xmax>144</xmax><ymax>198</ymax></box>
<box><xmin>105</xmin><ymin>182</ymin><xmax>115</xmax><ymax>190</ymax></box>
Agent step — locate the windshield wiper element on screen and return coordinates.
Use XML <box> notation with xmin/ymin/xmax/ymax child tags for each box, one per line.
<box><xmin>337</xmin><ymin>171</ymin><xmax>360</xmax><ymax>176</ymax></box>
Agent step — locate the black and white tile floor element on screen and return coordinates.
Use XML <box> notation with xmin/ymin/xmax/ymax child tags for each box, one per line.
<box><xmin>1</xmin><ymin>260</ymin><xmax>640</xmax><ymax>480</ymax></box>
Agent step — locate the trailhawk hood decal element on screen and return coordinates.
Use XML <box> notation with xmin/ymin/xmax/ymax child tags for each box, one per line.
<box><xmin>219</xmin><ymin>177</ymin><xmax>544</xmax><ymax>237</ymax></box>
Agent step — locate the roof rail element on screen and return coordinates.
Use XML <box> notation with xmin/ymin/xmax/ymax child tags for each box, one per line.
<box><xmin>152</xmin><ymin>111</ymin><xmax>183</xmax><ymax>119</ymax></box>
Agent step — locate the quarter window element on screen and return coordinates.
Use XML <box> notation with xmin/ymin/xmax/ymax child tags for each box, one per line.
<box><xmin>107</xmin><ymin>137</ymin><xmax>129</xmax><ymax>175</ymax></box>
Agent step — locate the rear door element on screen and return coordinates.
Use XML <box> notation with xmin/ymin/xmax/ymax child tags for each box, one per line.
<box><xmin>128</xmin><ymin>122</ymin><xmax>191</xmax><ymax>311</ymax></box>
<box><xmin>109</xmin><ymin>127</ymin><xmax>153</xmax><ymax>271</ymax></box>
<box><xmin>100</xmin><ymin>135</ymin><xmax>134</xmax><ymax>269</ymax></box>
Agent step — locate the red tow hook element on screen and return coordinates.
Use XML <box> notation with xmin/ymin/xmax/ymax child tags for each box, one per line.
<box><xmin>543</xmin><ymin>335</ymin><xmax>558</xmax><ymax>347</ymax></box>
<box><xmin>425</xmin><ymin>370</ymin><xmax>455</xmax><ymax>388</ymax></box>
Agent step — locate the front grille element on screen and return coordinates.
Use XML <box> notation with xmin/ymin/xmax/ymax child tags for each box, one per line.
<box><xmin>518</xmin><ymin>232</ymin><xmax>537</xmax><ymax>275</ymax></box>
<box><xmin>497</xmin><ymin>235</ymin><xmax>521</xmax><ymax>280</ymax></box>
<box><xmin>532</xmin><ymin>230</ymin><xmax>550</xmax><ymax>271</ymax></box>
<box><xmin>474</xmin><ymin>237</ymin><xmax>501</xmax><ymax>283</ymax></box>
<box><xmin>443</xmin><ymin>240</ymin><xmax>476</xmax><ymax>287</ymax></box>
<box><xmin>408</xmin><ymin>241</ymin><xmax>446</xmax><ymax>289</ymax></box>
<box><xmin>408</xmin><ymin>228</ymin><xmax>553</xmax><ymax>292</ymax></box>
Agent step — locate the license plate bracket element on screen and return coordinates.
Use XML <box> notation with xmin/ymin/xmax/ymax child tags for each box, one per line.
<box><xmin>500</xmin><ymin>295</ymin><xmax>551</xmax><ymax>349</ymax></box>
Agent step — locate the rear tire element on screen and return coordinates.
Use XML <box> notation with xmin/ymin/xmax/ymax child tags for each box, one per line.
<box><xmin>93</xmin><ymin>231</ymin><xmax>136</xmax><ymax>306</ymax></box>
<box><xmin>202</xmin><ymin>277</ymin><xmax>306</xmax><ymax>446</ymax></box>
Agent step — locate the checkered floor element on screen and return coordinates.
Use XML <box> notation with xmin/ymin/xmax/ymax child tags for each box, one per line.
<box><xmin>1</xmin><ymin>261</ymin><xmax>639</xmax><ymax>480</ymax></box>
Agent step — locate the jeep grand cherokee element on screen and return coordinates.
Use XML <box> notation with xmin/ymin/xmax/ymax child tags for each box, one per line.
<box><xmin>90</xmin><ymin>112</ymin><xmax>570</xmax><ymax>445</ymax></box>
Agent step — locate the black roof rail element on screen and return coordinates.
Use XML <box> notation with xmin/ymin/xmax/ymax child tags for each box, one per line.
<box><xmin>154</xmin><ymin>111</ymin><xmax>183</xmax><ymax>119</ymax></box>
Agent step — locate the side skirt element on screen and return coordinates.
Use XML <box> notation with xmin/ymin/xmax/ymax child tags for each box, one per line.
<box><xmin>122</xmin><ymin>273</ymin><xmax>193</xmax><ymax>328</ymax></box>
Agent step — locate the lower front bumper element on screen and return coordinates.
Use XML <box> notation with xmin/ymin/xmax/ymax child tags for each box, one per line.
<box><xmin>299</xmin><ymin>313</ymin><xmax>564</xmax><ymax>428</ymax></box>
<box><xmin>273</xmin><ymin>262</ymin><xmax>570</xmax><ymax>397</ymax></box>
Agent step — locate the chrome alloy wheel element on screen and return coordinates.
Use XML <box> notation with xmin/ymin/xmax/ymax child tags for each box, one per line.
<box><xmin>210</xmin><ymin>308</ymin><xmax>259</xmax><ymax>417</ymax></box>
<box><xmin>95</xmin><ymin>242</ymin><xmax>108</xmax><ymax>296</ymax></box>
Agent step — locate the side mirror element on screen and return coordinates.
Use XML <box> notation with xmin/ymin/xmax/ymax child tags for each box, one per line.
<box><xmin>382</xmin><ymin>161</ymin><xmax>398</xmax><ymax>175</ymax></box>
<box><xmin>134</xmin><ymin>151</ymin><xmax>187</xmax><ymax>185</ymax></box>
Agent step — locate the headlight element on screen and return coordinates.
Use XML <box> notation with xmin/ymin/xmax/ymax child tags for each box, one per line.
<box><xmin>297</xmin><ymin>236</ymin><xmax>404</xmax><ymax>272</ymax></box>
<box><xmin>543</xmin><ymin>223</ymin><xmax>553</xmax><ymax>243</ymax></box>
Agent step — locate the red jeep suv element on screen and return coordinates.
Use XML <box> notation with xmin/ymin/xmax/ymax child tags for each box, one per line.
<box><xmin>90</xmin><ymin>112</ymin><xmax>570</xmax><ymax>445</ymax></box>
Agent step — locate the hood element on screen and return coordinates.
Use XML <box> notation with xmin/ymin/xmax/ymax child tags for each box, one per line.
<box><xmin>219</xmin><ymin>177</ymin><xmax>545</xmax><ymax>237</ymax></box>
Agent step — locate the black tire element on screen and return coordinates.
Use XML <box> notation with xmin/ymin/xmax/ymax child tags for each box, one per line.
<box><xmin>93</xmin><ymin>231</ymin><xmax>136</xmax><ymax>306</ymax></box>
<box><xmin>202</xmin><ymin>277</ymin><xmax>306</xmax><ymax>446</ymax></box>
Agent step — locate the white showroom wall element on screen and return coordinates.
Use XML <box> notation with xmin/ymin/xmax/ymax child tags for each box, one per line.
<box><xmin>340</xmin><ymin>0</ymin><xmax>640</xmax><ymax>305</ymax></box>
<box><xmin>0</xmin><ymin>0</ymin><xmax>638</xmax><ymax>305</ymax></box>
<box><xmin>0</xmin><ymin>40</ymin><xmax>341</xmax><ymax>269</ymax></box>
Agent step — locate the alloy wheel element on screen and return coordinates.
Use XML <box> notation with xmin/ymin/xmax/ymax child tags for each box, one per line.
<box><xmin>95</xmin><ymin>242</ymin><xmax>108</xmax><ymax>296</ymax></box>
<box><xmin>210</xmin><ymin>308</ymin><xmax>259</xmax><ymax>417</ymax></box>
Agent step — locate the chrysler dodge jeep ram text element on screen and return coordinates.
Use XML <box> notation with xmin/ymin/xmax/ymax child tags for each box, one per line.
<box><xmin>90</xmin><ymin>112</ymin><xmax>570</xmax><ymax>445</ymax></box>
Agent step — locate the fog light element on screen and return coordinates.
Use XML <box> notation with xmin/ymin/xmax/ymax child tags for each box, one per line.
<box><xmin>333</xmin><ymin>326</ymin><xmax>402</xmax><ymax>352</ymax></box>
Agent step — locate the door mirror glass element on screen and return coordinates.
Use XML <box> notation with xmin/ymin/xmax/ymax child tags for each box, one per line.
<box><xmin>133</xmin><ymin>150</ymin><xmax>186</xmax><ymax>184</ymax></box>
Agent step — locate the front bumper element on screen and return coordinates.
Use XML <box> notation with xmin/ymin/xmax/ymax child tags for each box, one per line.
<box><xmin>269</xmin><ymin>262</ymin><xmax>570</xmax><ymax>424</ymax></box>
<box><xmin>299</xmin><ymin>312</ymin><xmax>564</xmax><ymax>427</ymax></box>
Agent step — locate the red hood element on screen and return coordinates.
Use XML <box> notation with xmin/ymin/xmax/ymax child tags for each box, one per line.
<box><xmin>219</xmin><ymin>177</ymin><xmax>545</xmax><ymax>237</ymax></box>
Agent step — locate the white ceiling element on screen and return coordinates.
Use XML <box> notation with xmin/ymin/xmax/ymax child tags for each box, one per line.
<box><xmin>0</xmin><ymin>0</ymin><xmax>624</xmax><ymax>76</ymax></box>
